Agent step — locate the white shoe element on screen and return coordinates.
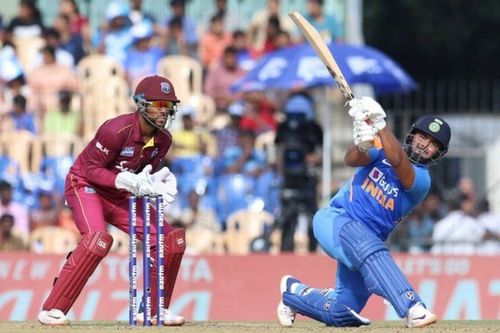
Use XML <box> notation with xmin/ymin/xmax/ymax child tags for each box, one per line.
<box><xmin>137</xmin><ymin>308</ymin><xmax>186</xmax><ymax>326</ymax></box>
<box><xmin>405</xmin><ymin>302</ymin><xmax>438</xmax><ymax>328</ymax></box>
<box><xmin>276</xmin><ymin>275</ymin><xmax>298</xmax><ymax>327</ymax></box>
<box><xmin>38</xmin><ymin>309</ymin><xmax>69</xmax><ymax>326</ymax></box>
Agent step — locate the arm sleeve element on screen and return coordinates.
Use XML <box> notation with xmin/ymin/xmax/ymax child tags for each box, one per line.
<box><xmin>83</xmin><ymin>124</ymin><xmax>122</xmax><ymax>189</ymax></box>
<box><xmin>368</xmin><ymin>148</ymin><xmax>382</xmax><ymax>164</ymax></box>
<box><xmin>405</xmin><ymin>166</ymin><xmax>431</xmax><ymax>202</ymax></box>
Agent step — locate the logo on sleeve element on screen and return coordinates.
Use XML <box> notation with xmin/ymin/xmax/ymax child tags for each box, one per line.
<box><xmin>95</xmin><ymin>141</ymin><xmax>110</xmax><ymax>155</ymax></box>
<box><xmin>151</xmin><ymin>148</ymin><xmax>159</xmax><ymax>158</ymax></box>
<box><xmin>120</xmin><ymin>146</ymin><xmax>135</xmax><ymax>157</ymax></box>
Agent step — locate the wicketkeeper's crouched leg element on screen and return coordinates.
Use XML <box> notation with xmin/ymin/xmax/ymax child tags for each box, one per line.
<box><xmin>42</xmin><ymin>231</ymin><xmax>113</xmax><ymax>314</ymax></box>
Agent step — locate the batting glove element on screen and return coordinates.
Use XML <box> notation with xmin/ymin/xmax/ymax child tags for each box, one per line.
<box><xmin>353</xmin><ymin>119</ymin><xmax>377</xmax><ymax>152</ymax></box>
<box><xmin>347</xmin><ymin>97</ymin><xmax>386</xmax><ymax>131</ymax></box>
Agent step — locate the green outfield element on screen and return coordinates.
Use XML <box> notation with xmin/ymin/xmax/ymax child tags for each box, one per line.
<box><xmin>1</xmin><ymin>320</ymin><xmax>499</xmax><ymax>333</ymax></box>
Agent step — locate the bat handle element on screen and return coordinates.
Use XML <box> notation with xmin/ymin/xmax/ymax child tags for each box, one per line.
<box><xmin>358</xmin><ymin>140</ymin><xmax>374</xmax><ymax>153</ymax></box>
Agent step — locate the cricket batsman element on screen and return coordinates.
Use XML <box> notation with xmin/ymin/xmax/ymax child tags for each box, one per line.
<box><xmin>277</xmin><ymin>97</ymin><xmax>451</xmax><ymax>328</ymax></box>
<box><xmin>38</xmin><ymin>75</ymin><xmax>186</xmax><ymax>326</ymax></box>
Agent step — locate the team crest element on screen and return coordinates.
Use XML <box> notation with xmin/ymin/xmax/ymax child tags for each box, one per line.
<box><xmin>161</xmin><ymin>81</ymin><xmax>171</xmax><ymax>94</ymax></box>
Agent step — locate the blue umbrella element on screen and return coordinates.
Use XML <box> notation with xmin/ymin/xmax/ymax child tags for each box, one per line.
<box><xmin>232</xmin><ymin>42</ymin><xmax>416</xmax><ymax>94</ymax></box>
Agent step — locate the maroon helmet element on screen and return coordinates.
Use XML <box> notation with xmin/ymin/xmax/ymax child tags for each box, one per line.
<box><xmin>133</xmin><ymin>75</ymin><xmax>180</xmax><ymax>130</ymax></box>
<box><xmin>134</xmin><ymin>75</ymin><xmax>180</xmax><ymax>103</ymax></box>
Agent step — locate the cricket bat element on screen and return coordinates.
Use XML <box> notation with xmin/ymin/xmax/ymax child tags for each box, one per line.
<box><xmin>289</xmin><ymin>11</ymin><xmax>375</xmax><ymax>151</ymax></box>
<box><xmin>289</xmin><ymin>11</ymin><xmax>354</xmax><ymax>101</ymax></box>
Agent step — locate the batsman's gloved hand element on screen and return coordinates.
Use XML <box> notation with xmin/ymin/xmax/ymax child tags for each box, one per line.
<box><xmin>151</xmin><ymin>167</ymin><xmax>177</xmax><ymax>204</ymax></box>
<box><xmin>353</xmin><ymin>119</ymin><xmax>376</xmax><ymax>152</ymax></box>
<box><xmin>347</xmin><ymin>96</ymin><xmax>386</xmax><ymax>131</ymax></box>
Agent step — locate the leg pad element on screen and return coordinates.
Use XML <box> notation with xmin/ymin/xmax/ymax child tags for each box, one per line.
<box><xmin>43</xmin><ymin>231</ymin><xmax>113</xmax><ymax>314</ymax></box>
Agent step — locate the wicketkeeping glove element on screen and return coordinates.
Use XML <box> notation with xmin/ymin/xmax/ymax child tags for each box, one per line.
<box><xmin>152</xmin><ymin>167</ymin><xmax>178</xmax><ymax>204</ymax></box>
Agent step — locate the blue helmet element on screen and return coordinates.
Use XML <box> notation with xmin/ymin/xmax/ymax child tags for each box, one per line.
<box><xmin>405</xmin><ymin>115</ymin><xmax>451</xmax><ymax>165</ymax></box>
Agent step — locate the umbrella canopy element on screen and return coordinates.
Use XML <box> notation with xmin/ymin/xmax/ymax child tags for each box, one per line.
<box><xmin>232</xmin><ymin>42</ymin><xmax>416</xmax><ymax>94</ymax></box>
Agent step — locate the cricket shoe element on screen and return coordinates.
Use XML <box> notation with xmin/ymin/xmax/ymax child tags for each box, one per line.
<box><xmin>136</xmin><ymin>308</ymin><xmax>186</xmax><ymax>326</ymax></box>
<box><xmin>276</xmin><ymin>275</ymin><xmax>300</xmax><ymax>327</ymax></box>
<box><xmin>405</xmin><ymin>302</ymin><xmax>438</xmax><ymax>328</ymax></box>
<box><xmin>38</xmin><ymin>309</ymin><xmax>70</xmax><ymax>326</ymax></box>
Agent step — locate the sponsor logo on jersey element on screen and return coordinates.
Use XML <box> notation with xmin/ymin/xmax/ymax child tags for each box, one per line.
<box><xmin>96</xmin><ymin>141</ymin><xmax>110</xmax><ymax>155</ymax></box>
<box><xmin>120</xmin><ymin>146</ymin><xmax>135</xmax><ymax>157</ymax></box>
<box><xmin>84</xmin><ymin>186</ymin><xmax>96</xmax><ymax>193</ymax></box>
<box><xmin>361</xmin><ymin>167</ymin><xmax>400</xmax><ymax>211</ymax></box>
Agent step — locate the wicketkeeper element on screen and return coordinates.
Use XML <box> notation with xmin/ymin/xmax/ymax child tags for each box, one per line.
<box><xmin>38</xmin><ymin>75</ymin><xmax>186</xmax><ymax>326</ymax></box>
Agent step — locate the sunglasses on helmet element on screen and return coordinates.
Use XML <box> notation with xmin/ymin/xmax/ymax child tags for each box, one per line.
<box><xmin>146</xmin><ymin>101</ymin><xmax>176</xmax><ymax>109</ymax></box>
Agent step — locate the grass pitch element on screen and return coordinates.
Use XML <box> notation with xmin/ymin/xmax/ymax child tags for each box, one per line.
<box><xmin>1</xmin><ymin>320</ymin><xmax>498</xmax><ymax>333</ymax></box>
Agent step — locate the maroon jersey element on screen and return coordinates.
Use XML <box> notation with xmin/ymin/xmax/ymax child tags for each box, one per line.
<box><xmin>68</xmin><ymin>112</ymin><xmax>172</xmax><ymax>200</ymax></box>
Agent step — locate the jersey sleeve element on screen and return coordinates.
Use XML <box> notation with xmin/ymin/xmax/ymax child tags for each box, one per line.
<box><xmin>368</xmin><ymin>147</ymin><xmax>382</xmax><ymax>164</ymax></box>
<box><xmin>405</xmin><ymin>166</ymin><xmax>431</xmax><ymax>203</ymax></box>
<box><xmin>83</xmin><ymin>123</ymin><xmax>122</xmax><ymax>188</ymax></box>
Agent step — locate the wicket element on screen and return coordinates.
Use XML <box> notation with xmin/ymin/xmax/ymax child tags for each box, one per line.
<box><xmin>128</xmin><ymin>195</ymin><xmax>165</xmax><ymax>327</ymax></box>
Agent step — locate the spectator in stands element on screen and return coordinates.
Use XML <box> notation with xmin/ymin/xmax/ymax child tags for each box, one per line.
<box><xmin>93</xmin><ymin>0</ymin><xmax>133</xmax><ymax>65</ymax></box>
<box><xmin>199</xmin><ymin>13</ymin><xmax>233</xmax><ymax>69</ymax></box>
<box><xmin>213</xmin><ymin>101</ymin><xmax>243</xmax><ymax>160</ymax></box>
<box><xmin>58</xmin><ymin>0</ymin><xmax>89</xmax><ymax>42</ymax></box>
<box><xmin>0</xmin><ymin>180</ymin><xmax>29</xmax><ymax>238</ymax></box>
<box><xmin>201</xmin><ymin>0</ymin><xmax>241</xmax><ymax>33</ymax></box>
<box><xmin>129</xmin><ymin>0</ymin><xmax>156</xmax><ymax>26</ymax></box>
<box><xmin>476</xmin><ymin>199</ymin><xmax>500</xmax><ymax>255</ymax></box>
<box><xmin>231</xmin><ymin>30</ymin><xmax>256</xmax><ymax>71</ymax></box>
<box><xmin>6</xmin><ymin>94</ymin><xmax>36</xmax><ymax>133</ymax></box>
<box><xmin>163</xmin><ymin>16</ymin><xmax>195</xmax><ymax>58</ymax></box>
<box><xmin>161</xmin><ymin>0</ymin><xmax>198</xmax><ymax>53</ymax></box>
<box><xmin>303</xmin><ymin>0</ymin><xmax>343</xmax><ymax>43</ymax></box>
<box><xmin>31</xmin><ymin>27</ymin><xmax>75</xmax><ymax>69</ymax></box>
<box><xmin>0</xmin><ymin>214</ymin><xmax>26</xmax><ymax>251</ymax></box>
<box><xmin>43</xmin><ymin>90</ymin><xmax>80</xmax><ymax>135</ymax></box>
<box><xmin>29</xmin><ymin>191</ymin><xmax>58</xmax><ymax>232</ymax></box>
<box><xmin>223</xmin><ymin>130</ymin><xmax>266</xmax><ymax>177</ymax></box>
<box><xmin>247</xmin><ymin>0</ymin><xmax>294</xmax><ymax>51</ymax></box>
<box><xmin>53</xmin><ymin>14</ymin><xmax>86</xmax><ymax>64</ymax></box>
<box><xmin>124</xmin><ymin>20</ymin><xmax>164</xmax><ymax>87</ymax></box>
<box><xmin>173</xmin><ymin>189</ymin><xmax>220</xmax><ymax>255</ymax></box>
<box><xmin>57</xmin><ymin>205</ymin><xmax>79</xmax><ymax>236</ymax></box>
<box><xmin>171</xmin><ymin>105</ymin><xmax>208</xmax><ymax>158</ymax></box>
<box><xmin>431</xmin><ymin>190</ymin><xmax>484</xmax><ymax>255</ymax></box>
<box><xmin>28</xmin><ymin>45</ymin><xmax>78</xmax><ymax>115</ymax></box>
<box><xmin>259</xmin><ymin>15</ymin><xmax>283</xmax><ymax>56</ymax></box>
<box><xmin>240</xmin><ymin>91</ymin><xmax>277</xmax><ymax>135</ymax></box>
<box><xmin>0</xmin><ymin>41</ymin><xmax>28</xmax><ymax>115</ymax></box>
<box><xmin>273</xmin><ymin>29</ymin><xmax>292</xmax><ymax>50</ymax></box>
<box><xmin>4</xmin><ymin>0</ymin><xmax>44</xmax><ymax>42</ymax></box>
<box><xmin>204</xmin><ymin>46</ymin><xmax>246</xmax><ymax>112</ymax></box>
<box><xmin>406</xmin><ymin>206</ymin><xmax>434</xmax><ymax>253</ymax></box>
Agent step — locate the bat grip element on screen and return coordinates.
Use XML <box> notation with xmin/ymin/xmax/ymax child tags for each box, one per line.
<box><xmin>358</xmin><ymin>140</ymin><xmax>374</xmax><ymax>153</ymax></box>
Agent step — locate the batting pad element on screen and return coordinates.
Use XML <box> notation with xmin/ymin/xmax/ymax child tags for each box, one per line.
<box><xmin>163</xmin><ymin>228</ymin><xmax>186</xmax><ymax>307</ymax></box>
<box><xmin>283</xmin><ymin>289</ymin><xmax>371</xmax><ymax>327</ymax></box>
<box><xmin>43</xmin><ymin>231</ymin><xmax>113</xmax><ymax>314</ymax></box>
<box><xmin>340</xmin><ymin>220</ymin><xmax>421</xmax><ymax>317</ymax></box>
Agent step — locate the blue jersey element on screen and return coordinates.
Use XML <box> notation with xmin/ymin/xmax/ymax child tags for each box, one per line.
<box><xmin>331</xmin><ymin>148</ymin><xmax>430</xmax><ymax>240</ymax></box>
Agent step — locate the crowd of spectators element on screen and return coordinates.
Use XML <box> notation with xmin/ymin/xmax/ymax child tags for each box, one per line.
<box><xmin>0</xmin><ymin>0</ymin><xmax>498</xmax><ymax>255</ymax></box>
